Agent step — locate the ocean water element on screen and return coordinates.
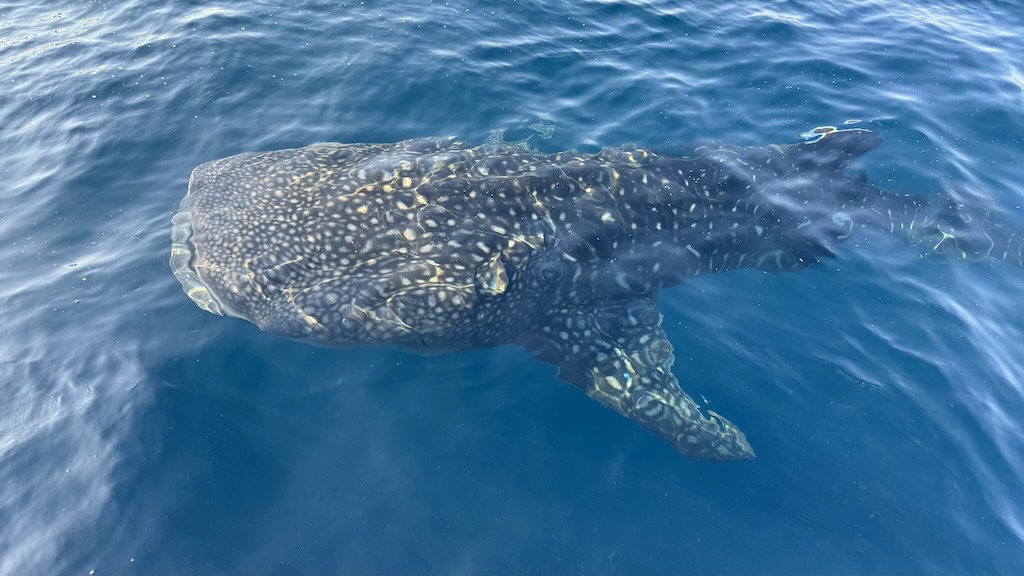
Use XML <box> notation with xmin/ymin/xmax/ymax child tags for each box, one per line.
<box><xmin>2</xmin><ymin>0</ymin><xmax>1023</xmax><ymax>573</ymax></box>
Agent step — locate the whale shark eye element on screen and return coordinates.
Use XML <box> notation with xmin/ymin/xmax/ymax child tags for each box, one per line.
<box><xmin>539</xmin><ymin>262</ymin><xmax>564</xmax><ymax>283</ymax></box>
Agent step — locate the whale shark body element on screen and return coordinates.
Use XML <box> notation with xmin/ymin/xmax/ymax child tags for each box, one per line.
<box><xmin>171</xmin><ymin>129</ymin><xmax>1021</xmax><ymax>461</ymax></box>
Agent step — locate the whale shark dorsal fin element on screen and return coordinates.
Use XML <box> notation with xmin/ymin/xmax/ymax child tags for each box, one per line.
<box><xmin>516</xmin><ymin>296</ymin><xmax>755</xmax><ymax>461</ymax></box>
<box><xmin>787</xmin><ymin>128</ymin><xmax>883</xmax><ymax>172</ymax></box>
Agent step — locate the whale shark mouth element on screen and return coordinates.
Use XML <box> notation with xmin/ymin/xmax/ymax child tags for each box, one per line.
<box><xmin>170</xmin><ymin>192</ymin><xmax>226</xmax><ymax>316</ymax></box>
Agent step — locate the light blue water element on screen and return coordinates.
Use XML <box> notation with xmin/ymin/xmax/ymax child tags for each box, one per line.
<box><xmin>1</xmin><ymin>1</ymin><xmax>1023</xmax><ymax>574</ymax></box>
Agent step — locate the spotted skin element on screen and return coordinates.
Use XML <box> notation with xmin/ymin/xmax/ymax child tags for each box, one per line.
<box><xmin>171</xmin><ymin>130</ymin><xmax>1023</xmax><ymax>461</ymax></box>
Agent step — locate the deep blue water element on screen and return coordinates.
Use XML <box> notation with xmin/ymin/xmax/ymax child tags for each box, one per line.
<box><xmin>2</xmin><ymin>0</ymin><xmax>1024</xmax><ymax>573</ymax></box>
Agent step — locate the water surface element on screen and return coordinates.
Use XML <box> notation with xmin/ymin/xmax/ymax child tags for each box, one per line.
<box><xmin>1</xmin><ymin>1</ymin><xmax>1023</xmax><ymax>573</ymax></box>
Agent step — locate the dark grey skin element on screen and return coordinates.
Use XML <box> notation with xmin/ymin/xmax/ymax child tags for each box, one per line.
<box><xmin>171</xmin><ymin>130</ymin><xmax>1022</xmax><ymax>461</ymax></box>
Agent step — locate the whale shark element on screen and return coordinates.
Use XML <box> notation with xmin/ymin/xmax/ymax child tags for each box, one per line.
<box><xmin>170</xmin><ymin>129</ymin><xmax>1021</xmax><ymax>461</ymax></box>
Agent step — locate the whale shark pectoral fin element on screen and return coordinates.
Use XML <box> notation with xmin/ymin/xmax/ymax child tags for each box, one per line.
<box><xmin>517</xmin><ymin>297</ymin><xmax>755</xmax><ymax>462</ymax></box>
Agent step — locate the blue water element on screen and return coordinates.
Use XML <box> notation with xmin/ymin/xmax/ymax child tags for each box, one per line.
<box><xmin>2</xmin><ymin>0</ymin><xmax>1023</xmax><ymax>573</ymax></box>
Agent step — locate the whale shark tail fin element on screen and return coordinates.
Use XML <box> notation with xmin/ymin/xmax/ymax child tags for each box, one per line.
<box><xmin>789</xmin><ymin>128</ymin><xmax>883</xmax><ymax>173</ymax></box>
<box><xmin>879</xmin><ymin>186</ymin><xmax>1024</xmax><ymax>268</ymax></box>
<box><xmin>923</xmin><ymin>188</ymin><xmax>1024</xmax><ymax>268</ymax></box>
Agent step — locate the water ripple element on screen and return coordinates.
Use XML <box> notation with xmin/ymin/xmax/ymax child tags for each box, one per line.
<box><xmin>2</xmin><ymin>0</ymin><xmax>1023</xmax><ymax>573</ymax></box>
